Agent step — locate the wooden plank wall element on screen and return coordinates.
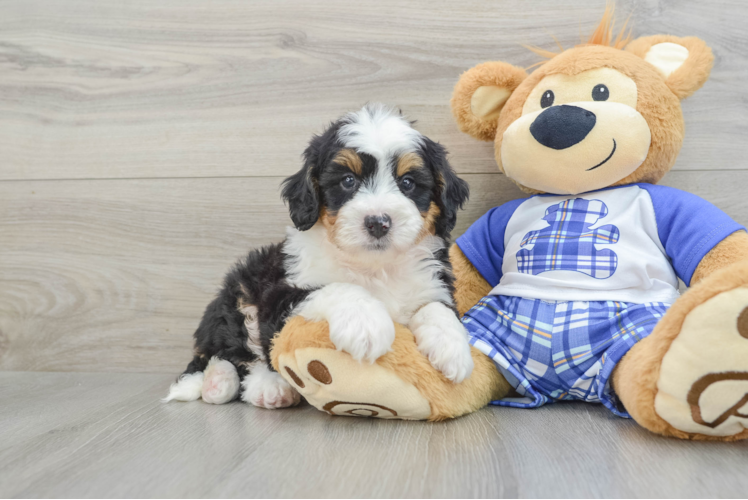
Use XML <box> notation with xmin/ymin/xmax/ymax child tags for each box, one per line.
<box><xmin>1</xmin><ymin>0</ymin><xmax>747</xmax><ymax>373</ymax></box>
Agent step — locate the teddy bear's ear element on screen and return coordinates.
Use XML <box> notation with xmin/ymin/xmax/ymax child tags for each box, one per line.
<box><xmin>625</xmin><ymin>35</ymin><xmax>714</xmax><ymax>100</ymax></box>
<box><xmin>451</xmin><ymin>61</ymin><xmax>528</xmax><ymax>141</ymax></box>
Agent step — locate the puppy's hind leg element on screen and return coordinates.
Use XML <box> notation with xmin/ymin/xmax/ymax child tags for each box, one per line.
<box><xmin>240</xmin><ymin>304</ymin><xmax>300</xmax><ymax>409</ymax></box>
<box><xmin>241</xmin><ymin>361</ymin><xmax>300</xmax><ymax>409</ymax></box>
<box><xmin>201</xmin><ymin>357</ymin><xmax>241</xmax><ymax>404</ymax></box>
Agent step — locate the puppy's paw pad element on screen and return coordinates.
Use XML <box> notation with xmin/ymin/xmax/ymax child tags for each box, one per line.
<box><xmin>201</xmin><ymin>358</ymin><xmax>240</xmax><ymax>405</ymax></box>
<box><xmin>242</xmin><ymin>369</ymin><xmax>301</xmax><ymax>409</ymax></box>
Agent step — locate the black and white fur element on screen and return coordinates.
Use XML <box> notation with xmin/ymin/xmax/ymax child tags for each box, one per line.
<box><xmin>164</xmin><ymin>104</ymin><xmax>473</xmax><ymax>408</ymax></box>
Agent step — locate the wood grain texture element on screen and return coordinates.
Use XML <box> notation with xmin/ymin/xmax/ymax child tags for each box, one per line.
<box><xmin>2</xmin><ymin>170</ymin><xmax>748</xmax><ymax>373</ymax></box>
<box><xmin>0</xmin><ymin>371</ymin><xmax>746</xmax><ymax>498</ymax></box>
<box><xmin>0</xmin><ymin>0</ymin><xmax>747</xmax><ymax>181</ymax></box>
<box><xmin>2</xmin><ymin>2</ymin><xmax>747</xmax><ymax>497</ymax></box>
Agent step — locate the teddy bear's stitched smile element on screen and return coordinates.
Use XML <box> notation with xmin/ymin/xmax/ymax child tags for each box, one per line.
<box><xmin>587</xmin><ymin>138</ymin><xmax>617</xmax><ymax>171</ymax></box>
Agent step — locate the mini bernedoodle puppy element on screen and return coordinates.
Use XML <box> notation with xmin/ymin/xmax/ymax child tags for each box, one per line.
<box><xmin>164</xmin><ymin>104</ymin><xmax>474</xmax><ymax>408</ymax></box>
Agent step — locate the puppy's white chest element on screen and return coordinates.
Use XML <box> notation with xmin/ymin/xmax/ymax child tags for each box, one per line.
<box><xmin>361</xmin><ymin>267</ymin><xmax>448</xmax><ymax>323</ymax></box>
<box><xmin>285</xmin><ymin>227</ymin><xmax>452</xmax><ymax>324</ymax></box>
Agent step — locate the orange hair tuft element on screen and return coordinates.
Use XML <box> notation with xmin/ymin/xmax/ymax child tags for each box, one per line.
<box><xmin>525</xmin><ymin>3</ymin><xmax>633</xmax><ymax>69</ymax></box>
<box><xmin>585</xmin><ymin>2</ymin><xmax>633</xmax><ymax>49</ymax></box>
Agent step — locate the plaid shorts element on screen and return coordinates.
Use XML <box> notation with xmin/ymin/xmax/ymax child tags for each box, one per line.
<box><xmin>462</xmin><ymin>295</ymin><xmax>670</xmax><ymax>417</ymax></box>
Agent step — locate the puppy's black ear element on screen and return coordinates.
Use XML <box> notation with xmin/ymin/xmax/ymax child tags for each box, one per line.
<box><xmin>423</xmin><ymin>138</ymin><xmax>470</xmax><ymax>237</ymax></box>
<box><xmin>281</xmin><ymin>141</ymin><xmax>321</xmax><ymax>231</ymax></box>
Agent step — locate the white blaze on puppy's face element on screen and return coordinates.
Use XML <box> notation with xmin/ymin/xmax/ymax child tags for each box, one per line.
<box><xmin>332</xmin><ymin>104</ymin><xmax>429</xmax><ymax>254</ymax></box>
<box><xmin>332</xmin><ymin>161</ymin><xmax>425</xmax><ymax>254</ymax></box>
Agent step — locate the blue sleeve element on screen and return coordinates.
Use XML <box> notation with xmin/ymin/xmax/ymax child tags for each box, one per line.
<box><xmin>639</xmin><ymin>184</ymin><xmax>746</xmax><ymax>286</ymax></box>
<box><xmin>455</xmin><ymin>198</ymin><xmax>526</xmax><ymax>287</ymax></box>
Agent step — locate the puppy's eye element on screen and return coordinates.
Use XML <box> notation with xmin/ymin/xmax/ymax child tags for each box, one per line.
<box><xmin>340</xmin><ymin>174</ymin><xmax>357</xmax><ymax>189</ymax></box>
<box><xmin>400</xmin><ymin>176</ymin><xmax>415</xmax><ymax>192</ymax></box>
<box><xmin>592</xmin><ymin>84</ymin><xmax>609</xmax><ymax>101</ymax></box>
<box><xmin>540</xmin><ymin>90</ymin><xmax>554</xmax><ymax>108</ymax></box>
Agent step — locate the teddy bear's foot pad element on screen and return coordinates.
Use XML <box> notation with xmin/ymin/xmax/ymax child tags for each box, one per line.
<box><xmin>277</xmin><ymin>347</ymin><xmax>432</xmax><ymax>420</ymax></box>
<box><xmin>655</xmin><ymin>287</ymin><xmax>748</xmax><ymax>437</ymax></box>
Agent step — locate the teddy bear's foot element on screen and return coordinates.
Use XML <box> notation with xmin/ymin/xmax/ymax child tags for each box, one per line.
<box><xmin>278</xmin><ymin>346</ymin><xmax>432</xmax><ymax>419</ymax></box>
<box><xmin>272</xmin><ymin>316</ymin><xmax>513</xmax><ymax>421</ymax></box>
<box><xmin>615</xmin><ymin>266</ymin><xmax>748</xmax><ymax>441</ymax></box>
<box><xmin>654</xmin><ymin>286</ymin><xmax>748</xmax><ymax>438</ymax></box>
<box><xmin>201</xmin><ymin>357</ymin><xmax>240</xmax><ymax>404</ymax></box>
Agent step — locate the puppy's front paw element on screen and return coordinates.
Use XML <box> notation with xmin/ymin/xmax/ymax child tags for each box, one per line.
<box><xmin>413</xmin><ymin>323</ymin><xmax>474</xmax><ymax>383</ymax></box>
<box><xmin>328</xmin><ymin>300</ymin><xmax>395</xmax><ymax>363</ymax></box>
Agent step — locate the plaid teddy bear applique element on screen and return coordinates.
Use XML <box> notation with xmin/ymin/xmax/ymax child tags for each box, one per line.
<box><xmin>516</xmin><ymin>198</ymin><xmax>620</xmax><ymax>279</ymax></box>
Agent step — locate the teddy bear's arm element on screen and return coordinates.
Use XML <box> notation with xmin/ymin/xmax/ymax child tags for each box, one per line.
<box><xmin>449</xmin><ymin>244</ymin><xmax>493</xmax><ymax>316</ymax></box>
<box><xmin>690</xmin><ymin>230</ymin><xmax>748</xmax><ymax>285</ymax></box>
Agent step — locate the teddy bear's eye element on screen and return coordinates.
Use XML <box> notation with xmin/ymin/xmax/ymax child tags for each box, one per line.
<box><xmin>592</xmin><ymin>84</ymin><xmax>609</xmax><ymax>101</ymax></box>
<box><xmin>540</xmin><ymin>90</ymin><xmax>555</xmax><ymax>108</ymax></box>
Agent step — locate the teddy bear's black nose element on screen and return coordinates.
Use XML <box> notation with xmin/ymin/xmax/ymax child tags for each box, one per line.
<box><xmin>530</xmin><ymin>105</ymin><xmax>597</xmax><ymax>150</ymax></box>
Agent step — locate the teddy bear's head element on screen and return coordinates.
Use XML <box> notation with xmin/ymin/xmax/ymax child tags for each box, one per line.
<box><xmin>451</xmin><ymin>9</ymin><xmax>714</xmax><ymax>195</ymax></box>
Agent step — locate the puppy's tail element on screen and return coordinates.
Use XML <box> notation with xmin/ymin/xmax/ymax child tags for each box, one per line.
<box><xmin>162</xmin><ymin>356</ymin><xmax>208</xmax><ymax>403</ymax></box>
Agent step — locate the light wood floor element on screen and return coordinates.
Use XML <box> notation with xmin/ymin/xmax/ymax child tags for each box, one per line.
<box><xmin>1</xmin><ymin>0</ymin><xmax>747</xmax><ymax>497</ymax></box>
<box><xmin>1</xmin><ymin>371</ymin><xmax>747</xmax><ymax>498</ymax></box>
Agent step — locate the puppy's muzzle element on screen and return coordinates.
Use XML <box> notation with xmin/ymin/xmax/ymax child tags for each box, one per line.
<box><xmin>364</xmin><ymin>214</ymin><xmax>391</xmax><ymax>239</ymax></box>
<box><xmin>530</xmin><ymin>105</ymin><xmax>597</xmax><ymax>150</ymax></box>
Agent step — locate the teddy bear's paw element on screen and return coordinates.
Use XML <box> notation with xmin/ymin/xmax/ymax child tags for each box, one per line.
<box><xmin>277</xmin><ymin>347</ymin><xmax>432</xmax><ymax>420</ymax></box>
<box><xmin>328</xmin><ymin>299</ymin><xmax>395</xmax><ymax>363</ymax></box>
<box><xmin>655</xmin><ymin>286</ymin><xmax>748</xmax><ymax>438</ymax></box>
<box><xmin>200</xmin><ymin>357</ymin><xmax>240</xmax><ymax>404</ymax></box>
<box><xmin>241</xmin><ymin>362</ymin><xmax>301</xmax><ymax>409</ymax></box>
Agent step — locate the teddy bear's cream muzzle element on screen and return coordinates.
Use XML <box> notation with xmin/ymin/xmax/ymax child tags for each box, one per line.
<box><xmin>501</xmin><ymin>101</ymin><xmax>651</xmax><ymax>195</ymax></box>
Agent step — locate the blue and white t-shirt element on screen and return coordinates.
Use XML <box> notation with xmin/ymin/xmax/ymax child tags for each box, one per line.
<box><xmin>456</xmin><ymin>184</ymin><xmax>745</xmax><ymax>304</ymax></box>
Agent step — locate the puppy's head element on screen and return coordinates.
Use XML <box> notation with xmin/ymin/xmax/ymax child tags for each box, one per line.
<box><xmin>282</xmin><ymin>104</ymin><xmax>468</xmax><ymax>255</ymax></box>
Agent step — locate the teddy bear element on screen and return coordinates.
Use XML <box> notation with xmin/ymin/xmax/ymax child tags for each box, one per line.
<box><xmin>270</xmin><ymin>9</ymin><xmax>748</xmax><ymax>441</ymax></box>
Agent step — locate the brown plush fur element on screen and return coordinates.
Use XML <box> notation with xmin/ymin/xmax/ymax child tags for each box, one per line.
<box><xmin>612</xmin><ymin>258</ymin><xmax>748</xmax><ymax>441</ymax></box>
<box><xmin>450</xmin><ymin>244</ymin><xmax>493</xmax><ymax>316</ymax></box>
<box><xmin>451</xmin><ymin>61</ymin><xmax>528</xmax><ymax>142</ymax></box>
<box><xmin>272</xmin><ymin>316</ymin><xmax>511</xmax><ymax>421</ymax></box>
<box><xmin>691</xmin><ymin>231</ymin><xmax>748</xmax><ymax>285</ymax></box>
<box><xmin>625</xmin><ymin>35</ymin><xmax>714</xmax><ymax>99</ymax></box>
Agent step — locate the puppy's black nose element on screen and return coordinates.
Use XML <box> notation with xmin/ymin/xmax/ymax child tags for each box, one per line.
<box><xmin>364</xmin><ymin>214</ymin><xmax>391</xmax><ymax>239</ymax></box>
<box><xmin>530</xmin><ymin>105</ymin><xmax>596</xmax><ymax>150</ymax></box>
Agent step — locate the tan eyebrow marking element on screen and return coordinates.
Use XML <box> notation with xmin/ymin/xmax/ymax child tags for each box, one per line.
<box><xmin>397</xmin><ymin>152</ymin><xmax>424</xmax><ymax>177</ymax></box>
<box><xmin>418</xmin><ymin>202</ymin><xmax>441</xmax><ymax>240</ymax></box>
<box><xmin>333</xmin><ymin>149</ymin><xmax>362</xmax><ymax>175</ymax></box>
